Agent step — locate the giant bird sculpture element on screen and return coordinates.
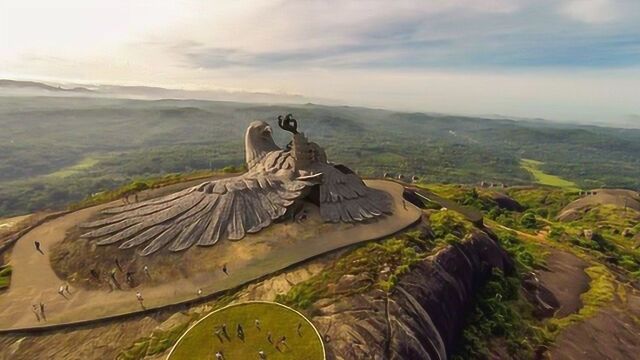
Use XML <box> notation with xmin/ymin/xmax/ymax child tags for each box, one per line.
<box><xmin>81</xmin><ymin>115</ymin><xmax>392</xmax><ymax>256</ymax></box>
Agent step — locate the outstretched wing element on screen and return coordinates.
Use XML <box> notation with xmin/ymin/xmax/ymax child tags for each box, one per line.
<box><xmin>313</xmin><ymin>163</ymin><xmax>393</xmax><ymax>223</ymax></box>
<box><xmin>81</xmin><ymin>174</ymin><xmax>313</xmax><ymax>256</ymax></box>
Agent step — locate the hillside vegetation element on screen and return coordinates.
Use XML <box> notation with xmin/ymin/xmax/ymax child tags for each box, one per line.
<box><xmin>1</xmin><ymin>96</ymin><xmax>640</xmax><ymax>217</ymax></box>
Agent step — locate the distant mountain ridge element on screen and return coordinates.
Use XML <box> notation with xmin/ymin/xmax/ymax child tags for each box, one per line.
<box><xmin>0</xmin><ymin>79</ymin><xmax>93</xmax><ymax>93</ymax></box>
<box><xmin>0</xmin><ymin>78</ymin><xmax>321</xmax><ymax>105</ymax></box>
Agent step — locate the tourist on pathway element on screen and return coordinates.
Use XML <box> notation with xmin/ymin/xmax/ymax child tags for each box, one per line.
<box><xmin>258</xmin><ymin>350</ymin><xmax>266</xmax><ymax>359</ymax></box>
<box><xmin>215</xmin><ymin>351</ymin><xmax>224</xmax><ymax>360</ymax></box>
<box><xmin>31</xmin><ymin>305</ymin><xmax>40</xmax><ymax>322</ymax></box>
<box><xmin>221</xmin><ymin>323</ymin><xmax>228</xmax><ymax>338</ymax></box>
<box><xmin>267</xmin><ymin>331</ymin><xmax>273</xmax><ymax>344</ymax></box>
<box><xmin>222</xmin><ymin>264</ymin><xmax>229</xmax><ymax>276</ymax></box>
<box><xmin>64</xmin><ymin>283</ymin><xmax>71</xmax><ymax>295</ymax></box>
<box><xmin>197</xmin><ymin>288</ymin><xmax>203</xmax><ymax>297</ymax></box>
<box><xmin>34</xmin><ymin>241</ymin><xmax>44</xmax><ymax>255</ymax></box>
<box><xmin>136</xmin><ymin>291</ymin><xmax>145</xmax><ymax>309</ymax></box>
<box><xmin>58</xmin><ymin>285</ymin><xmax>68</xmax><ymax>299</ymax></box>
<box><xmin>143</xmin><ymin>265</ymin><xmax>150</xmax><ymax>279</ymax></box>
<box><xmin>255</xmin><ymin>318</ymin><xmax>261</xmax><ymax>330</ymax></box>
<box><xmin>90</xmin><ymin>268</ymin><xmax>100</xmax><ymax>281</ymax></box>
<box><xmin>39</xmin><ymin>302</ymin><xmax>46</xmax><ymax>321</ymax></box>
<box><xmin>125</xmin><ymin>271</ymin><xmax>134</xmax><ymax>286</ymax></box>
<box><xmin>110</xmin><ymin>268</ymin><xmax>121</xmax><ymax>289</ymax></box>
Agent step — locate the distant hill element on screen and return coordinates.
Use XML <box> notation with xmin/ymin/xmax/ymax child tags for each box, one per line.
<box><xmin>0</xmin><ymin>79</ymin><xmax>317</xmax><ymax>105</ymax></box>
<box><xmin>0</xmin><ymin>95</ymin><xmax>639</xmax><ymax>217</ymax></box>
<box><xmin>0</xmin><ymin>79</ymin><xmax>93</xmax><ymax>94</ymax></box>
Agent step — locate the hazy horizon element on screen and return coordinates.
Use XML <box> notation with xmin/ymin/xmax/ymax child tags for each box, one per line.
<box><xmin>2</xmin><ymin>1</ymin><xmax>640</xmax><ymax>126</ymax></box>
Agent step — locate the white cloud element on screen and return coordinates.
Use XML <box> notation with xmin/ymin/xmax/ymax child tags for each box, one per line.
<box><xmin>1</xmin><ymin>0</ymin><xmax>640</xmax><ymax>125</ymax></box>
<box><xmin>560</xmin><ymin>0</ymin><xmax>619</xmax><ymax>24</ymax></box>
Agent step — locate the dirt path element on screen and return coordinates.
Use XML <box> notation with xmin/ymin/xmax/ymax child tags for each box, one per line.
<box><xmin>0</xmin><ymin>180</ymin><xmax>420</xmax><ymax>331</ymax></box>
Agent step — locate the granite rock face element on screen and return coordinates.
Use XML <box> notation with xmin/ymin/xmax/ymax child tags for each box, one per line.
<box><xmin>314</xmin><ymin>231</ymin><xmax>513</xmax><ymax>360</ymax></box>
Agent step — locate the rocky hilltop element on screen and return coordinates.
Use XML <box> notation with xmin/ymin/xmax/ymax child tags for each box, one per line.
<box><xmin>315</xmin><ymin>231</ymin><xmax>513</xmax><ymax>359</ymax></box>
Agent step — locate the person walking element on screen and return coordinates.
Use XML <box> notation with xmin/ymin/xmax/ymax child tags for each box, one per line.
<box><xmin>34</xmin><ymin>241</ymin><xmax>44</xmax><ymax>255</ymax></box>
<box><xmin>236</xmin><ymin>323</ymin><xmax>244</xmax><ymax>339</ymax></box>
<box><xmin>31</xmin><ymin>305</ymin><xmax>40</xmax><ymax>322</ymax></box>
<box><xmin>215</xmin><ymin>351</ymin><xmax>224</xmax><ymax>360</ymax></box>
<box><xmin>58</xmin><ymin>285</ymin><xmax>68</xmax><ymax>299</ymax></box>
<box><xmin>214</xmin><ymin>329</ymin><xmax>224</xmax><ymax>343</ymax></box>
<box><xmin>90</xmin><ymin>268</ymin><xmax>100</xmax><ymax>281</ymax></box>
<box><xmin>222</xmin><ymin>264</ymin><xmax>229</xmax><ymax>276</ymax></box>
<box><xmin>39</xmin><ymin>302</ymin><xmax>46</xmax><ymax>321</ymax></box>
<box><xmin>267</xmin><ymin>331</ymin><xmax>273</xmax><ymax>344</ymax></box>
<box><xmin>125</xmin><ymin>271</ymin><xmax>134</xmax><ymax>286</ymax></box>
<box><xmin>255</xmin><ymin>318</ymin><xmax>261</xmax><ymax>331</ymax></box>
<box><xmin>64</xmin><ymin>283</ymin><xmax>71</xmax><ymax>295</ymax></box>
<box><xmin>136</xmin><ymin>291</ymin><xmax>145</xmax><ymax>309</ymax></box>
<box><xmin>197</xmin><ymin>288</ymin><xmax>203</xmax><ymax>297</ymax></box>
<box><xmin>143</xmin><ymin>265</ymin><xmax>150</xmax><ymax>279</ymax></box>
<box><xmin>278</xmin><ymin>336</ymin><xmax>288</xmax><ymax>349</ymax></box>
<box><xmin>110</xmin><ymin>268</ymin><xmax>121</xmax><ymax>289</ymax></box>
<box><xmin>258</xmin><ymin>350</ymin><xmax>266</xmax><ymax>359</ymax></box>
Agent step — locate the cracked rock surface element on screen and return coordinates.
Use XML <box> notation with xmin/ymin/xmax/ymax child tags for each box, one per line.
<box><xmin>314</xmin><ymin>231</ymin><xmax>513</xmax><ymax>360</ymax></box>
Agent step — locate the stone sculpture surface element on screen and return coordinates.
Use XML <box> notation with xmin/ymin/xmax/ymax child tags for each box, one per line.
<box><xmin>81</xmin><ymin>115</ymin><xmax>393</xmax><ymax>255</ymax></box>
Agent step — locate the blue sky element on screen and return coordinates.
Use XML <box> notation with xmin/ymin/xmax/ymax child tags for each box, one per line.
<box><xmin>1</xmin><ymin>0</ymin><xmax>640</xmax><ymax>125</ymax></box>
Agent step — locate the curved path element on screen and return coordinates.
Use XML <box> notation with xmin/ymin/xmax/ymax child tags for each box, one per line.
<box><xmin>0</xmin><ymin>180</ymin><xmax>421</xmax><ymax>331</ymax></box>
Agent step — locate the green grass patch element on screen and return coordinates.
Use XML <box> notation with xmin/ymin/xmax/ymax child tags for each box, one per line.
<box><xmin>117</xmin><ymin>294</ymin><xmax>237</xmax><ymax>360</ymax></box>
<box><xmin>44</xmin><ymin>156</ymin><xmax>101</xmax><ymax>178</ymax></box>
<box><xmin>521</xmin><ymin>159</ymin><xmax>580</xmax><ymax>191</ymax></box>
<box><xmin>547</xmin><ymin>205</ymin><xmax>640</xmax><ymax>279</ymax></box>
<box><xmin>168</xmin><ymin>302</ymin><xmax>324</xmax><ymax>360</ymax></box>
<box><xmin>451</xmin><ymin>268</ymin><xmax>550</xmax><ymax>360</ymax></box>
<box><xmin>547</xmin><ymin>264</ymin><xmax>615</xmax><ymax>332</ymax></box>
<box><xmin>0</xmin><ymin>265</ymin><xmax>12</xmax><ymax>291</ymax></box>
<box><xmin>452</xmin><ymin>227</ymin><xmax>551</xmax><ymax>359</ymax></box>
<box><xmin>277</xmin><ymin>233</ymin><xmax>428</xmax><ymax>309</ymax></box>
<box><xmin>506</xmin><ymin>186</ymin><xmax>577</xmax><ymax>219</ymax></box>
<box><xmin>68</xmin><ymin>169</ymin><xmax>228</xmax><ymax>211</ymax></box>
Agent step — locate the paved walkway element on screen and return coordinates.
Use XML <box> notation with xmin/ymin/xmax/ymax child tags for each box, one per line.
<box><xmin>0</xmin><ymin>180</ymin><xmax>421</xmax><ymax>331</ymax></box>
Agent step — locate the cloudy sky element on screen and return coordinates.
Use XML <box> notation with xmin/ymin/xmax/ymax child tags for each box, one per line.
<box><xmin>1</xmin><ymin>0</ymin><xmax>639</xmax><ymax>124</ymax></box>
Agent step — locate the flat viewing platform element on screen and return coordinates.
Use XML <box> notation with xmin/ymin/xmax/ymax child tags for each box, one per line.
<box><xmin>0</xmin><ymin>179</ymin><xmax>421</xmax><ymax>332</ymax></box>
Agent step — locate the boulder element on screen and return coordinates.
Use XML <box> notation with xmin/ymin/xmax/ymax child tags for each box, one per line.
<box><xmin>490</xmin><ymin>193</ymin><xmax>525</xmax><ymax>212</ymax></box>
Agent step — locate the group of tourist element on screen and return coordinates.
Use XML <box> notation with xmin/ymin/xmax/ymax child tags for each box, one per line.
<box><xmin>213</xmin><ymin>318</ymin><xmax>304</xmax><ymax>359</ymax></box>
<box><xmin>29</xmin><ymin>239</ymin><xmax>234</xmax><ymax>324</ymax></box>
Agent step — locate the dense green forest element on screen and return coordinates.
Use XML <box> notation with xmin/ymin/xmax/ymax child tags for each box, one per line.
<box><xmin>1</xmin><ymin>96</ymin><xmax>639</xmax><ymax>217</ymax></box>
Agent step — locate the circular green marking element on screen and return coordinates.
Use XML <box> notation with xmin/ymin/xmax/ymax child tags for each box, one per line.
<box><xmin>168</xmin><ymin>301</ymin><xmax>325</xmax><ymax>360</ymax></box>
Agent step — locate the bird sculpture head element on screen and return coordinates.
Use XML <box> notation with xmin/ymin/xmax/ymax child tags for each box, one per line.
<box><xmin>245</xmin><ymin>120</ymin><xmax>280</xmax><ymax>168</ymax></box>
